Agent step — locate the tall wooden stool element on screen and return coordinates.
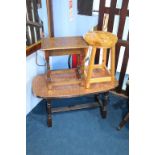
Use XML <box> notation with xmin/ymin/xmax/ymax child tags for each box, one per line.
<box><xmin>83</xmin><ymin>31</ymin><xmax>118</xmax><ymax>88</ymax></box>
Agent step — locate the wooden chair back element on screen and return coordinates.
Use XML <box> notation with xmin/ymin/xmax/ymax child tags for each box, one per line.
<box><xmin>97</xmin><ymin>0</ymin><xmax>129</xmax><ymax>94</ymax></box>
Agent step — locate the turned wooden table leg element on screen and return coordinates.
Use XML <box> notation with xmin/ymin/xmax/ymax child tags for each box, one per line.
<box><xmin>46</xmin><ymin>99</ymin><xmax>52</xmax><ymax>127</ymax></box>
<box><xmin>101</xmin><ymin>92</ymin><xmax>109</xmax><ymax>118</ymax></box>
<box><xmin>117</xmin><ymin>112</ymin><xmax>129</xmax><ymax>130</ymax></box>
<box><xmin>95</xmin><ymin>92</ymin><xmax>109</xmax><ymax>119</ymax></box>
<box><xmin>95</xmin><ymin>94</ymin><xmax>104</xmax><ymax>118</ymax></box>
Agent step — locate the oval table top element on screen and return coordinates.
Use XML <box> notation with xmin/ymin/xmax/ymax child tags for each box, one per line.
<box><xmin>32</xmin><ymin>74</ymin><xmax>118</xmax><ymax>99</ymax></box>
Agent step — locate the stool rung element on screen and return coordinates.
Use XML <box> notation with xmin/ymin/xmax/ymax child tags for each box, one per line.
<box><xmin>90</xmin><ymin>77</ymin><xmax>112</xmax><ymax>83</ymax></box>
<box><xmin>93</xmin><ymin>64</ymin><xmax>103</xmax><ymax>69</ymax></box>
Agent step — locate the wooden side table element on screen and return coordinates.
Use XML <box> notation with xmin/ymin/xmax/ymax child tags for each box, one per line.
<box><xmin>32</xmin><ymin>74</ymin><xmax>118</xmax><ymax>127</ymax></box>
<box><xmin>41</xmin><ymin>36</ymin><xmax>89</xmax><ymax>89</ymax></box>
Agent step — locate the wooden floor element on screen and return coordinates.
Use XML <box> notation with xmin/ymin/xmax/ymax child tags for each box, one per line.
<box><xmin>32</xmin><ymin>69</ymin><xmax>118</xmax><ymax>99</ymax></box>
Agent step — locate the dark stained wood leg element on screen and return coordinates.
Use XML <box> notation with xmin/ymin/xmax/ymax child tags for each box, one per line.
<box><xmin>117</xmin><ymin>112</ymin><xmax>129</xmax><ymax>130</ymax></box>
<box><xmin>46</xmin><ymin>99</ymin><xmax>52</xmax><ymax>127</ymax></box>
<box><xmin>95</xmin><ymin>92</ymin><xmax>109</xmax><ymax>118</ymax></box>
<box><xmin>101</xmin><ymin>92</ymin><xmax>109</xmax><ymax>118</ymax></box>
<box><xmin>96</xmin><ymin>92</ymin><xmax>109</xmax><ymax>118</ymax></box>
<box><xmin>95</xmin><ymin>94</ymin><xmax>104</xmax><ymax>118</ymax></box>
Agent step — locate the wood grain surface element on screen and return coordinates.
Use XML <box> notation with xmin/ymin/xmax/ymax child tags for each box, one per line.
<box><xmin>32</xmin><ymin>69</ymin><xmax>118</xmax><ymax>98</ymax></box>
<box><xmin>83</xmin><ymin>31</ymin><xmax>118</xmax><ymax>48</ymax></box>
<box><xmin>41</xmin><ymin>36</ymin><xmax>89</xmax><ymax>50</ymax></box>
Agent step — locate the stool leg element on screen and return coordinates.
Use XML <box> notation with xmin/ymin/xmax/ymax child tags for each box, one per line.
<box><xmin>111</xmin><ymin>46</ymin><xmax>115</xmax><ymax>81</ymax></box>
<box><xmin>77</xmin><ymin>54</ymin><xmax>80</xmax><ymax>68</ymax></box>
<box><xmin>46</xmin><ymin>99</ymin><xmax>52</xmax><ymax>127</ymax></box>
<box><xmin>45</xmin><ymin>51</ymin><xmax>52</xmax><ymax>90</ymax></box>
<box><xmin>81</xmin><ymin>48</ymin><xmax>88</xmax><ymax>75</ymax></box>
<box><xmin>86</xmin><ymin>47</ymin><xmax>96</xmax><ymax>88</ymax></box>
<box><xmin>80</xmin><ymin>48</ymin><xmax>88</xmax><ymax>86</ymax></box>
<box><xmin>76</xmin><ymin>54</ymin><xmax>81</xmax><ymax>79</ymax></box>
<box><xmin>102</xmin><ymin>48</ymin><xmax>107</xmax><ymax>69</ymax></box>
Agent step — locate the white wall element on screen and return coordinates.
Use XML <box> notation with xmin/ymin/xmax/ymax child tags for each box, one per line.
<box><xmin>26</xmin><ymin>51</ymin><xmax>46</xmax><ymax>114</ymax></box>
<box><xmin>52</xmin><ymin>0</ymin><xmax>98</xmax><ymax>70</ymax></box>
<box><xmin>26</xmin><ymin>0</ymin><xmax>49</xmax><ymax>115</ymax></box>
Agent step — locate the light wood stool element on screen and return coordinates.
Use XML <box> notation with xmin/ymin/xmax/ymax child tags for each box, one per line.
<box><xmin>83</xmin><ymin>31</ymin><xmax>118</xmax><ymax>88</ymax></box>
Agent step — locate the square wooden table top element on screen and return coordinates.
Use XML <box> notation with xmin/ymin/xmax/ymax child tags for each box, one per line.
<box><xmin>41</xmin><ymin>36</ymin><xmax>89</xmax><ymax>51</ymax></box>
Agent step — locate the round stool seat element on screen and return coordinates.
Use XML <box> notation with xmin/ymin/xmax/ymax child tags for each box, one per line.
<box><xmin>83</xmin><ymin>31</ymin><xmax>118</xmax><ymax>48</ymax></box>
